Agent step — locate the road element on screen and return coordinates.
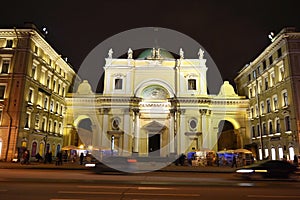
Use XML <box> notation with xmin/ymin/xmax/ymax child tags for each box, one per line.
<box><xmin>0</xmin><ymin>169</ymin><xmax>300</xmax><ymax>200</ymax></box>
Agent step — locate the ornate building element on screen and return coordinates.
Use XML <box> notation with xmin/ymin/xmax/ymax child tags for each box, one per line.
<box><xmin>0</xmin><ymin>24</ymin><xmax>76</xmax><ymax>161</ymax></box>
<box><xmin>65</xmin><ymin>48</ymin><xmax>249</xmax><ymax>157</ymax></box>
<box><xmin>235</xmin><ymin>27</ymin><xmax>300</xmax><ymax>161</ymax></box>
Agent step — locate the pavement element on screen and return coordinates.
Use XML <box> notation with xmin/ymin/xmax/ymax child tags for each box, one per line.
<box><xmin>0</xmin><ymin>160</ymin><xmax>235</xmax><ymax>173</ymax></box>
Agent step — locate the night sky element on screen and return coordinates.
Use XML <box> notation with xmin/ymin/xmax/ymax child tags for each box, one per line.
<box><xmin>1</xmin><ymin>0</ymin><xmax>300</xmax><ymax>89</ymax></box>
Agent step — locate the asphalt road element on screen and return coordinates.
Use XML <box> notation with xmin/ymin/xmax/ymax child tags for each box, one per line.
<box><xmin>0</xmin><ymin>169</ymin><xmax>300</xmax><ymax>200</ymax></box>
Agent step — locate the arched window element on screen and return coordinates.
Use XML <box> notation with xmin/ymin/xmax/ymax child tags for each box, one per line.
<box><xmin>31</xmin><ymin>142</ymin><xmax>37</xmax><ymax>157</ymax></box>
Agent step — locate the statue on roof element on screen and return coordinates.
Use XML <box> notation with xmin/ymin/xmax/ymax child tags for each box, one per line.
<box><xmin>128</xmin><ymin>48</ymin><xmax>133</xmax><ymax>59</ymax></box>
<box><xmin>108</xmin><ymin>48</ymin><xmax>113</xmax><ymax>59</ymax></box>
<box><xmin>179</xmin><ymin>48</ymin><xmax>184</xmax><ymax>59</ymax></box>
<box><xmin>198</xmin><ymin>48</ymin><xmax>204</xmax><ymax>59</ymax></box>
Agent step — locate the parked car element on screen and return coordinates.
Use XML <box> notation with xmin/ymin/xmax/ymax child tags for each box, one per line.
<box><xmin>235</xmin><ymin>160</ymin><xmax>298</xmax><ymax>180</ymax></box>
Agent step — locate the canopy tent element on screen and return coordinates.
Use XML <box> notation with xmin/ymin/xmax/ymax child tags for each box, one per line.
<box><xmin>61</xmin><ymin>145</ymin><xmax>80</xmax><ymax>150</ymax></box>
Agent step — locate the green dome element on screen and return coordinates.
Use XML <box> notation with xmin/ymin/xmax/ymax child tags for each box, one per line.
<box><xmin>137</xmin><ymin>48</ymin><xmax>174</xmax><ymax>60</ymax></box>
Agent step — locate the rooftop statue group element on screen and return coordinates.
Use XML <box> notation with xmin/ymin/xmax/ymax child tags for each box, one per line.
<box><xmin>107</xmin><ymin>47</ymin><xmax>205</xmax><ymax>59</ymax></box>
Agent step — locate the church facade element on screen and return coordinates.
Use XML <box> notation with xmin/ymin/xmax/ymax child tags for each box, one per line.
<box><xmin>65</xmin><ymin>48</ymin><xmax>250</xmax><ymax>157</ymax></box>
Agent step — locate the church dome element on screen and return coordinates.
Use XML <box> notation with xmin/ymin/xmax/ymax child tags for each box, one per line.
<box><xmin>218</xmin><ymin>81</ymin><xmax>238</xmax><ymax>97</ymax></box>
<box><xmin>137</xmin><ymin>48</ymin><xmax>174</xmax><ymax>60</ymax></box>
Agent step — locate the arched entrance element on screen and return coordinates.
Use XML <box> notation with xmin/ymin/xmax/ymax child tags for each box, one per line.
<box><xmin>76</xmin><ymin>118</ymin><xmax>93</xmax><ymax>147</ymax></box>
<box><xmin>217</xmin><ymin>120</ymin><xmax>237</xmax><ymax>151</ymax></box>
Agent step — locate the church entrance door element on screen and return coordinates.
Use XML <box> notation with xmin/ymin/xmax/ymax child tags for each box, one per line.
<box><xmin>148</xmin><ymin>133</ymin><xmax>160</xmax><ymax>157</ymax></box>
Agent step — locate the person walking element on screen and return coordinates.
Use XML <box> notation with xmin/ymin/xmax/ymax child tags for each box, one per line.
<box><xmin>80</xmin><ymin>153</ymin><xmax>84</xmax><ymax>165</ymax></box>
<box><xmin>231</xmin><ymin>155</ymin><xmax>237</xmax><ymax>168</ymax></box>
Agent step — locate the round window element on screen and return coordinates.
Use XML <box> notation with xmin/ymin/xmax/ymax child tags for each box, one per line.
<box><xmin>112</xmin><ymin>118</ymin><xmax>120</xmax><ymax>130</ymax></box>
<box><xmin>189</xmin><ymin>119</ymin><xmax>197</xmax><ymax>130</ymax></box>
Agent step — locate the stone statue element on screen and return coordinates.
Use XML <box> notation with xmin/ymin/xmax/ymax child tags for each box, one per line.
<box><xmin>108</xmin><ymin>48</ymin><xmax>113</xmax><ymax>58</ymax></box>
<box><xmin>151</xmin><ymin>48</ymin><xmax>156</xmax><ymax>58</ymax></box>
<box><xmin>198</xmin><ymin>48</ymin><xmax>204</xmax><ymax>59</ymax></box>
<box><xmin>156</xmin><ymin>48</ymin><xmax>161</xmax><ymax>59</ymax></box>
<box><xmin>127</xmin><ymin>48</ymin><xmax>133</xmax><ymax>59</ymax></box>
<box><xmin>179</xmin><ymin>48</ymin><xmax>184</xmax><ymax>59</ymax></box>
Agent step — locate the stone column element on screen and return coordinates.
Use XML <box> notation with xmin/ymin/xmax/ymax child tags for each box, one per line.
<box><xmin>178</xmin><ymin>109</ymin><xmax>186</xmax><ymax>154</ymax></box>
<box><xmin>169</xmin><ymin>109</ymin><xmax>175</xmax><ymax>154</ymax></box>
<box><xmin>123</xmin><ymin>108</ymin><xmax>131</xmax><ymax>155</ymax></box>
<box><xmin>133</xmin><ymin>108</ymin><xmax>140</xmax><ymax>153</ymax></box>
<box><xmin>102</xmin><ymin>108</ymin><xmax>110</xmax><ymax>147</ymax></box>
<box><xmin>200</xmin><ymin>109</ymin><xmax>209</xmax><ymax>149</ymax></box>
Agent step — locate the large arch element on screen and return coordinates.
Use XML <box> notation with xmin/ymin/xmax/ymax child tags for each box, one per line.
<box><xmin>217</xmin><ymin>120</ymin><xmax>237</xmax><ymax>151</ymax></box>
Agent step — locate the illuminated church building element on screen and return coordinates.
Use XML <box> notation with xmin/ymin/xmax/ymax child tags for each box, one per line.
<box><xmin>65</xmin><ymin>48</ymin><xmax>250</xmax><ymax>157</ymax></box>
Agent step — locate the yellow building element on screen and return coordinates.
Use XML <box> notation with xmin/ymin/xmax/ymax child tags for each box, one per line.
<box><xmin>66</xmin><ymin>48</ymin><xmax>249</xmax><ymax>157</ymax></box>
<box><xmin>235</xmin><ymin>27</ymin><xmax>300</xmax><ymax>161</ymax></box>
<box><xmin>0</xmin><ymin>24</ymin><xmax>76</xmax><ymax>161</ymax></box>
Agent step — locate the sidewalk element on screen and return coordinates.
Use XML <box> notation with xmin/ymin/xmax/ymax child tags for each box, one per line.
<box><xmin>0</xmin><ymin>161</ymin><xmax>235</xmax><ymax>173</ymax></box>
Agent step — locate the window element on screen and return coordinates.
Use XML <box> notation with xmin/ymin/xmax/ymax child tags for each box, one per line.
<box><xmin>273</xmin><ymin>96</ymin><xmax>278</xmax><ymax>110</ymax></box>
<box><xmin>269</xmin><ymin>56</ymin><xmax>273</xmax><ymax>65</ymax></box>
<box><xmin>269</xmin><ymin>121</ymin><xmax>273</xmax><ymax>134</ymax></box>
<box><xmin>266</xmin><ymin>99</ymin><xmax>271</xmax><ymax>113</ymax></box>
<box><xmin>264</xmin><ymin>77</ymin><xmax>268</xmax><ymax>90</ymax></box>
<box><xmin>277</xmin><ymin>48</ymin><xmax>282</xmax><ymax>58</ymax></box>
<box><xmin>114</xmin><ymin>78</ymin><xmax>123</xmax><ymax>90</ymax></box>
<box><xmin>255</xmin><ymin>104</ymin><xmax>258</xmax><ymax>117</ymax></box>
<box><xmin>1</xmin><ymin>60</ymin><xmax>9</xmax><ymax>73</ymax></box>
<box><xmin>60</xmin><ymin>105</ymin><xmax>63</xmax><ymax>115</ymax></box>
<box><xmin>5</xmin><ymin>40</ymin><xmax>13</xmax><ymax>48</ymax></box>
<box><xmin>62</xmin><ymin>87</ymin><xmax>65</xmax><ymax>97</ymax></box>
<box><xmin>263</xmin><ymin>123</ymin><xmax>267</xmax><ymax>135</ymax></box>
<box><xmin>257</xmin><ymin>124</ymin><xmax>260</xmax><ymax>136</ymax></box>
<box><xmin>53</xmin><ymin>121</ymin><xmax>57</xmax><ymax>133</ymax></box>
<box><xmin>279</xmin><ymin>66</ymin><xmax>284</xmax><ymax>81</ymax></box>
<box><xmin>57</xmin><ymin>84</ymin><xmax>60</xmax><ymax>95</ymax></box>
<box><xmin>46</xmin><ymin>77</ymin><xmax>50</xmax><ymax>88</ymax></box>
<box><xmin>34</xmin><ymin>46</ymin><xmax>38</xmax><ymax>54</ymax></box>
<box><xmin>32</xmin><ymin>67</ymin><xmax>36</xmax><ymax>79</ymax></box>
<box><xmin>58</xmin><ymin>123</ymin><xmax>62</xmax><ymax>135</ymax></box>
<box><xmin>44</xmin><ymin>97</ymin><xmax>48</xmax><ymax>109</ymax></box>
<box><xmin>48</xmin><ymin>120</ymin><xmax>52</xmax><ymax>132</ymax></box>
<box><xmin>270</xmin><ymin>72</ymin><xmax>275</xmax><ymax>86</ymax></box>
<box><xmin>42</xmin><ymin>118</ymin><xmax>46</xmax><ymax>131</ymax></box>
<box><xmin>250</xmin><ymin>107</ymin><xmax>254</xmax><ymax>118</ymax></box>
<box><xmin>283</xmin><ymin>91</ymin><xmax>288</xmax><ymax>107</ymax></box>
<box><xmin>248</xmin><ymin>74</ymin><xmax>251</xmax><ymax>82</ymax></box>
<box><xmin>188</xmin><ymin>79</ymin><xmax>196</xmax><ymax>90</ymax></box>
<box><xmin>276</xmin><ymin>118</ymin><xmax>280</xmax><ymax>133</ymax></box>
<box><xmin>261</xmin><ymin>102</ymin><xmax>264</xmax><ymax>114</ymax></box>
<box><xmin>53</xmin><ymin>80</ymin><xmax>56</xmax><ymax>91</ymax></box>
<box><xmin>0</xmin><ymin>85</ymin><xmax>6</xmax><ymax>99</ymax></box>
<box><xmin>252</xmin><ymin>126</ymin><xmax>255</xmax><ymax>137</ymax></box>
<box><xmin>31</xmin><ymin>142</ymin><xmax>37</xmax><ymax>157</ymax></box>
<box><xmin>263</xmin><ymin>60</ymin><xmax>267</xmax><ymax>70</ymax></box>
<box><xmin>50</xmin><ymin>100</ymin><xmax>54</xmax><ymax>112</ymax></box>
<box><xmin>25</xmin><ymin>113</ymin><xmax>30</xmax><ymax>129</ymax></box>
<box><xmin>28</xmin><ymin>89</ymin><xmax>33</xmax><ymax>103</ymax></box>
<box><xmin>56</xmin><ymin>103</ymin><xmax>59</xmax><ymax>113</ymax></box>
<box><xmin>285</xmin><ymin>116</ymin><xmax>291</xmax><ymax>132</ymax></box>
<box><xmin>253</xmin><ymin>70</ymin><xmax>256</xmax><ymax>79</ymax></box>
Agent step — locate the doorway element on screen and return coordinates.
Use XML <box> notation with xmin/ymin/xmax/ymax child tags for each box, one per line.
<box><xmin>148</xmin><ymin>134</ymin><xmax>160</xmax><ymax>156</ymax></box>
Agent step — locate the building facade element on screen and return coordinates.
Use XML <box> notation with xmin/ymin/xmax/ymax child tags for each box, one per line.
<box><xmin>235</xmin><ymin>27</ymin><xmax>300</xmax><ymax>161</ymax></box>
<box><xmin>0</xmin><ymin>25</ymin><xmax>76</xmax><ymax>161</ymax></box>
<box><xmin>65</xmin><ymin>48</ymin><xmax>250</xmax><ymax>157</ymax></box>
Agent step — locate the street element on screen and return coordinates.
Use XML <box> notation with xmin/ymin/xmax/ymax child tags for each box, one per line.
<box><xmin>0</xmin><ymin>169</ymin><xmax>300</xmax><ymax>200</ymax></box>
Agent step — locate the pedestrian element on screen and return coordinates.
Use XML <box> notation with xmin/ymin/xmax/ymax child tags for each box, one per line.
<box><xmin>80</xmin><ymin>153</ymin><xmax>84</xmax><ymax>165</ymax></box>
<box><xmin>231</xmin><ymin>155</ymin><xmax>237</xmax><ymax>168</ymax></box>
<box><xmin>293</xmin><ymin>155</ymin><xmax>298</xmax><ymax>166</ymax></box>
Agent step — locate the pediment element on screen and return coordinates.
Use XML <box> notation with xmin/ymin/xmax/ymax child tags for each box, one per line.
<box><xmin>142</xmin><ymin>121</ymin><xmax>166</xmax><ymax>131</ymax></box>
